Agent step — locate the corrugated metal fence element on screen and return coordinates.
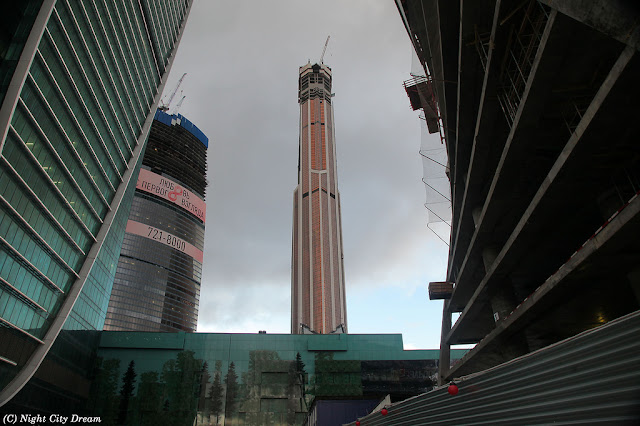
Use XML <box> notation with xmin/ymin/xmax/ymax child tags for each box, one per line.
<box><xmin>347</xmin><ymin>310</ymin><xmax>640</xmax><ymax>425</ymax></box>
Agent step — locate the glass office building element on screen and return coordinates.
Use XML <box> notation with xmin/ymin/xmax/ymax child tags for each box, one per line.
<box><xmin>0</xmin><ymin>0</ymin><xmax>193</xmax><ymax>407</ymax></box>
<box><xmin>104</xmin><ymin>109</ymin><xmax>208</xmax><ymax>333</ymax></box>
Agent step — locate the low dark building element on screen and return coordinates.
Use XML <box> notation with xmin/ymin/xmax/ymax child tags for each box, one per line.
<box><xmin>90</xmin><ymin>332</ymin><xmax>467</xmax><ymax>425</ymax></box>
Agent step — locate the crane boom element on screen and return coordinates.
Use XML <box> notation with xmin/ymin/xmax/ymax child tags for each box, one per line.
<box><xmin>320</xmin><ymin>35</ymin><xmax>330</xmax><ymax>63</ymax></box>
<box><xmin>173</xmin><ymin>95</ymin><xmax>186</xmax><ymax>115</ymax></box>
<box><xmin>160</xmin><ymin>72</ymin><xmax>187</xmax><ymax>111</ymax></box>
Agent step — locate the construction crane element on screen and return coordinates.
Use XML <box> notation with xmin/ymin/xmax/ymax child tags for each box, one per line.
<box><xmin>320</xmin><ymin>35</ymin><xmax>330</xmax><ymax>63</ymax></box>
<box><xmin>172</xmin><ymin>95</ymin><xmax>186</xmax><ymax>116</ymax></box>
<box><xmin>159</xmin><ymin>72</ymin><xmax>187</xmax><ymax>111</ymax></box>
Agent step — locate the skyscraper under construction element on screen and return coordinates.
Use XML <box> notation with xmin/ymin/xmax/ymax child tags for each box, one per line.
<box><xmin>291</xmin><ymin>62</ymin><xmax>347</xmax><ymax>334</ymax></box>
<box><xmin>104</xmin><ymin>109</ymin><xmax>208</xmax><ymax>333</ymax></box>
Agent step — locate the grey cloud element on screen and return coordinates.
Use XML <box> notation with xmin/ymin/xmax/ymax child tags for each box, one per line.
<box><xmin>163</xmin><ymin>2</ymin><xmax>445</xmax><ymax>345</ymax></box>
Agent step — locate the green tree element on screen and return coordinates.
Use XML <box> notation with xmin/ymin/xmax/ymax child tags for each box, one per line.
<box><xmin>118</xmin><ymin>360</ymin><xmax>137</xmax><ymax>425</ymax></box>
<box><xmin>295</xmin><ymin>352</ymin><xmax>307</xmax><ymax>411</ymax></box>
<box><xmin>208</xmin><ymin>361</ymin><xmax>224</xmax><ymax>425</ymax></box>
<box><xmin>295</xmin><ymin>352</ymin><xmax>305</xmax><ymax>374</ymax></box>
<box><xmin>86</xmin><ymin>357</ymin><xmax>120</xmax><ymax>425</ymax></box>
<box><xmin>198</xmin><ymin>361</ymin><xmax>211</xmax><ymax>416</ymax></box>
<box><xmin>242</xmin><ymin>349</ymin><xmax>280</xmax><ymax>403</ymax></box>
<box><xmin>137</xmin><ymin>371</ymin><xmax>164</xmax><ymax>426</ymax></box>
<box><xmin>161</xmin><ymin>351</ymin><xmax>203</xmax><ymax>426</ymax></box>
<box><xmin>224</xmin><ymin>362</ymin><xmax>239</xmax><ymax>420</ymax></box>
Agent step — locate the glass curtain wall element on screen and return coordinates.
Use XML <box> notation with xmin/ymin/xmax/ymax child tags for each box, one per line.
<box><xmin>0</xmin><ymin>0</ymin><xmax>192</xmax><ymax>403</ymax></box>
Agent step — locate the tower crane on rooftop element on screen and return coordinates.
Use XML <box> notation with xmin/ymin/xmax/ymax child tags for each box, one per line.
<box><xmin>159</xmin><ymin>72</ymin><xmax>186</xmax><ymax>112</ymax></box>
<box><xmin>172</xmin><ymin>94</ymin><xmax>186</xmax><ymax>116</ymax></box>
<box><xmin>320</xmin><ymin>35</ymin><xmax>330</xmax><ymax>63</ymax></box>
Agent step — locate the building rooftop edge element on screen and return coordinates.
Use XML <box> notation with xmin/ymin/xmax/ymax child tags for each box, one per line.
<box><xmin>299</xmin><ymin>62</ymin><xmax>332</xmax><ymax>75</ymax></box>
<box><xmin>154</xmin><ymin>108</ymin><xmax>209</xmax><ymax>148</ymax></box>
<box><xmin>97</xmin><ymin>331</ymin><xmax>469</xmax><ymax>355</ymax></box>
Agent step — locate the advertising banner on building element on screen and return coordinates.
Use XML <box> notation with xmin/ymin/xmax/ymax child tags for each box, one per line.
<box><xmin>136</xmin><ymin>169</ymin><xmax>206</xmax><ymax>222</ymax></box>
<box><xmin>125</xmin><ymin>220</ymin><xmax>204</xmax><ymax>263</ymax></box>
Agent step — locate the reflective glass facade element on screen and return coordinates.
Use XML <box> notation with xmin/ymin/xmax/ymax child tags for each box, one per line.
<box><xmin>0</xmin><ymin>0</ymin><xmax>192</xmax><ymax>406</ymax></box>
<box><xmin>0</xmin><ymin>1</ymin><xmax>44</xmax><ymax>109</ymax></box>
<box><xmin>91</xmin><ymin>332</ymin><xmax>468</xmax><ymax>425</ymax></box>
<box><xmin>104</xmin><ymin>110</ymin><xmax>208</xmax><ymax>333</ymax></box>
<box><xmin>292</xmin><ymin>63</ymin><xmax>347</xmax><ymax>334</ymax></box>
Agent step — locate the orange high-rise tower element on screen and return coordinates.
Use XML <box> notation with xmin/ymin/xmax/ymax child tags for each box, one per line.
<box><xmin>291</xmin><ymin>63</ymin><xmax>347</xmax><ymax>334</ymax></box>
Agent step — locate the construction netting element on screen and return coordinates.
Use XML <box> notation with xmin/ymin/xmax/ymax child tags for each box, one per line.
<box><xmin>421</xmin><ymin>118</ymin><xmax>451</xmax><ymax>245</ymax></box>
<box><xmin>412</xmin><ymin>50</ymin><xmax>452</xmax><ymax>245</ymax></box>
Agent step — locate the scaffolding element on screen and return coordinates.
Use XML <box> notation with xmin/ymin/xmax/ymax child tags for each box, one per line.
<box><xmin>562</xmin><ymin>96</ymin><xmax>591</xmax><ymax>135</ymax></box>
<box><xmin>497</xmin><ymin>0</ymin><xmax>550</xmax><ymax>127</ymax></box>
<box><xmin>404</xmin><ymin>51</ymin><xmax>451</xmax><ymax>245</ymax></box>
<box><xmin>428</xmin><ymin>281</ymin><xmax>454</xmax><ymax>300</ymax></box>
<box><xmin>472</xmin><ymin>25</ymin><xmax>491</xmax><ymax>72</ymax></box>
<box><xmin>403</xmin><ymin>75</ymin><xmax>440</xmax><ymax>134</ymax></box>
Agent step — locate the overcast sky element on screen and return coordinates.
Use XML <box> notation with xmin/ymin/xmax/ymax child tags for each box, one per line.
<box><xmin>162</xmin><ymin>1</ymin><xmax>450</xmax><ymax>349</ymax></box>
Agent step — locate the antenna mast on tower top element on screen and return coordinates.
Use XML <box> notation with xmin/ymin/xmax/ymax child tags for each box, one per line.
<box><xmin>320</xmin><ymin>35</ymin><xmax>330</xmax><ymax>63</ymax></box>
